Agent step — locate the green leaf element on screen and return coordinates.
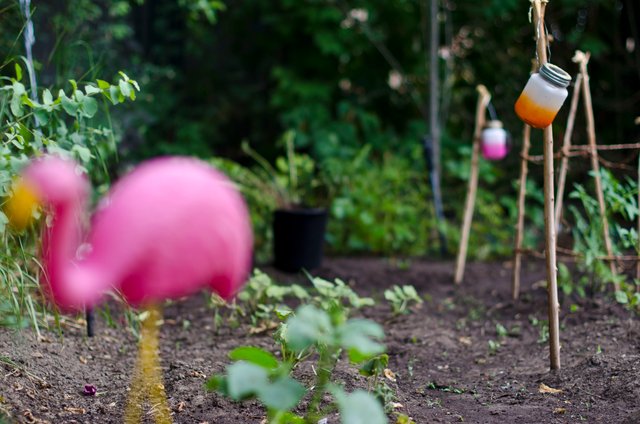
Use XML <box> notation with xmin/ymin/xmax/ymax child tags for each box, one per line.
<box><xmin>81</xmin><ymin>96</ymin><xmax>98</xmax><ymax>118</ymax></box>
<box><xmin>34</xmin><ymin>109</ymin><xmax>50</xmax><ymax>125</ymax></box>
<box><xmin>229</xmin><ymin>346</ymin><xmax>279</xmax><ymax>369</ymax></box>
<box><xmin>70</xmin><ymin>133</ymin><xmax>84</xmax><ymax>146</ymax></box>
<box><xmin>42</xmin><ymin>89</ymin><xmax>53</xmax><ymax>105</ymax></box>
<box><xmin>339</xmin><ymin>319</ymin><xmax>385</xmax><ymax>362</ymax></box>
<box><xmin>10</xmin><ymin>82</ymin><xmax>26</xmax><ymax>116</ymax></box>
<box><xmin>290</xmin><ymin>284</ymin><xmax>310</xmax><ymax>299</ymax></box>
<box><xmin>85</xmin><ymin>84</ymin><xmax>102</xmax><ymax>95</ymax></box>
<box><xmin>270</xmin><ymin>412</ymin><xmax>305</xmax><ymax>424</ymax></box>
<box><xmin>615</xmin><ymin>290</ymin><xmax>629</xmax><ymax>305</ymax></box>
<box><xmin>21</xmin><ymin>96</ymin><xmax>36</xmax><ymax>108</ymax></box>
<box><xmin>205</xmin><ymin>375</ymin><xmax>228</xmax><ymax>394</ymax></box>
<box><xmin>358</xmin><ymin>354</ymin><xmax>389</xmax><ymax>377</ymax></box>
<box><xmin>0</xmin><ymin>211</ymin><xmax>8</xmax><ymax>234</ymax></box>
<box><xmin>72</xmin><ymin>146</ymin><xmax>93</xmax><ymax>163</ymax></box>
<box><xmin>9</xmin><ymin>137</ymin><xmax>24</xmax><ymax>150</ymax></box>
<box><xmin>119</xmin><ymin>79</ymin><xmax>131</xmax><ymax>98</ymax></box>
<box><xmin>17</xmin><ymin>123</ymin><xmax>32</xmax><ymax>145</ymax></box>
<box><xmin>109</xmin><ymin>85</ymin><xmax>120</xmax><ymax>105</ymax></box>
<box><xmin>97</xmin><ymin>79</ymin><xmax>110</xmax><ymax>90</ymax></box>
<box><xmin>331</xmin><ymin>388</ymin><xmax>386</xmax><ymax>424</ymax></box>
<box><xmin>59</xmin><ymin>91</ymin><xmax>79</xmax><ymax>115</ymax></box>
<box><xmin>402</xmin><ymin>285</ymin><xmax>420</xmax><ymax>300</ymax></box>
<box><xmin>226</xmin><ymin>362</ymin><xmax>269</xmax><ymax>400</ymax></box>
<box><xmin>257</xmin><ymin>377</ymin><xmax>306</xmax><ymax>410</ymax></box>
<box><xmin>14</xmin><ymin>63</ymin><xmax>22</xmax><ymax>81</ymax></box>
<box><xmin>285</xmin><ymin>305</ymin><xmax>334</xmax><ymax>352</ymax></box>
<box><xmin>74</xmin><ymin>90</ymin><xmax>85</xmax><ymax>102</ymax></box>
<box><xmin>396</xmin><ymin>414</ymin><xmax>416</xmax><ymax>424</ymax></box>
<box><xmin>274</xmin><ymin>306</ymin><xmax>293</xmax><ymax>321</ymax></box>
<box><xmin>496</xmin><ymin>323</ymin><xmax>508</xmax><ymax>338</ymax></box>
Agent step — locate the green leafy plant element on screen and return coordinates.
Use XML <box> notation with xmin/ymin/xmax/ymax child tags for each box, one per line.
<box><xmin>359</xmin><ymin>353</ymin><xmax>400</xmax><ymax>414</ymax></box>
<box><xmin>207</xmin><ymin>304</ymin><xmax>387</xmax><ymax>423</ymax></box>
<box><xmin>0</xmin><ymin>59</ymin><xmax>139</xmax><ymax>330</ymax></box>
<box><xmin>487</xmin><ymin>339</ymin><xmax>500</xmax><ymax>356</ymax></box>
<box><xmin>304</xmin><ymin>272</ymin><xmax>375</xmax><ymax>314</ymax></box>
<box><xmin>323</xmin><ymin>145</ymin><xmax>438</xmax><ymax>255</ymax></box>
<box><xmin>219</xmin><ymin>130</ymin><xmax>329</xmax><ymax>210</ymax></box>
<box><xmin>178</xmin><ymin>0</ymin><xmax>226</xmax><ymax>24</ymax></box>
<box><xmin>529</xmin><ymin>315</ymin><xmax>549</xmax><ymax>344</ymax></box>
<box><xmin>0</xmin><ymin>231</ymin><xmax>42</xmax><ymax>333</ymax></box>
<box><xmin>566</xmin><ymin>170</ymin><xmax>640</xmax><ymax>311</ymax></box>
<box><xmin>212</xmin><ymin>131</ymin><xmax>330</xmax><ymax>261</ymax></box>
<box><xmin>0</xmin><ymin>66</ymin><xmax>139</xmax><ymax>208</ymax></box>
<box><xmin>216</xmin><ymin>269</ymin><xmax>375</xmax><ymax>335</ymax></box>
<box><xmin>235</xmin><ymin>269</ymin><xmax>310</xmax><ymax>326</ymax></box>
<box><xmin>384</xmin><ymin>285</ymin><xmax>423</xmax><ymax>315</ymax></box>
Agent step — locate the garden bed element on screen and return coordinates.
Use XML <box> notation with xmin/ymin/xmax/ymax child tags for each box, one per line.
<box><xmin>1</xmin><ymin>257</ymin><xmax>639</xmax><ymax>423</ymax></box>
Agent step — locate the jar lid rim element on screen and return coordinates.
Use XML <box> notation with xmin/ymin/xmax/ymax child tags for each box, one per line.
<box><xmin>485</xmin><ymin>120</ymin><xmax>504</xmax><ymax>128</ymax></box>
<box><xmin>540</xmin><ymin>63</ymin><xmax>571</xmax><ymax>87</ymax></box>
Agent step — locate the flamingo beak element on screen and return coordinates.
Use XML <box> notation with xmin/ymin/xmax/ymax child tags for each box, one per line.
<box><xmin>3</xmin><ymin>179</ymin><xmax>40</xmax><ymax>231</ymax></box>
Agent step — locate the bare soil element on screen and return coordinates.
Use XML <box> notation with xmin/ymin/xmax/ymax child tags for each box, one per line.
<box><xmin>1</xmin><ymin>258</ymin><xmax>639</xmax><ymax>423</ymax></box>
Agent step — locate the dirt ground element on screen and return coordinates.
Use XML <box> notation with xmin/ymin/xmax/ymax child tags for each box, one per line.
<box><xmin>1</xmin><ymin>258</ymin><xmax>639</xmax><ymax>423</ymax></box>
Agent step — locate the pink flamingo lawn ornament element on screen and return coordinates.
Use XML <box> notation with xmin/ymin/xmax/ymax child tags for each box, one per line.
<box><xmin>5</xmin><ymin>156</ymin><xmax>253</xmax><ymax>424</ymax></box>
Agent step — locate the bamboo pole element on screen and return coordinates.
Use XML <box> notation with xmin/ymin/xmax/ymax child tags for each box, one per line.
<box><xmin>576</xmin><ymin>50</ymin><xmax>619</xmax><ymax>289</ymax></box>
<box><xmin>554</xmin><ymin>72</ymin><xmax>583</xmax><ymax>229</ymax></box>
<box><xmin>532</xmin><ymin>0</ymin><xmax>561</xmax><ymax>371</ymax></box>
<box><xmin>454</xmin><ymin>85</ymin><xmax>491</xmax><ymax>284</ymax></box>
<box><xmin>637</xmin><ymin>153</ymin><xmax>640</xmax><ymax>282</ymax></box>
<box><xmin>512</xmin><ymin>123</ymin><xmax>531</xmax><ymax>300</ymax></box>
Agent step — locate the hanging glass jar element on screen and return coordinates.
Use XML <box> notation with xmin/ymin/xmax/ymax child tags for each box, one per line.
<box><xmin>514</xmin><ymin>63</ymin><xmax>572</xmax><ymax>129</ymax></box>
<box><xmin>481</xmin><ymin>120</ymin><xmax>508</xmax><ymax>160</ymax></box>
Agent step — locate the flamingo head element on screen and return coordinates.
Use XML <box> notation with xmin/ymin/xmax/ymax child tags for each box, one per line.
<box><xmin>4</xmin><ymin>156</ymin><xmax>89</xmax><ymax>230</ymax></box>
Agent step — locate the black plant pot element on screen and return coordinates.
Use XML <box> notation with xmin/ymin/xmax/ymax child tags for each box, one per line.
<box><xmin>273</xmin><ymin>208</ymin><xmax>328</xmax><ymax>273</ymax></box>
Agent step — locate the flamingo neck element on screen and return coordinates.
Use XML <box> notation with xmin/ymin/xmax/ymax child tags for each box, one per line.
<box><xmin>41</xmin><ymin>197</ymin><xmax>103</xmax><ymax>309</ymax></box>
<box><xmin>43</xmin><ymin>200</ymin><xmax>83</xmax><ymax>274</ymax></box>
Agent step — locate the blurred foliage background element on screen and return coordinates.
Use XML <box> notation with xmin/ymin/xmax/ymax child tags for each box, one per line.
<box><xmin>1</xmin><ymin>0</ymin><xmax>639</xmax><ymax>265</ymax></box>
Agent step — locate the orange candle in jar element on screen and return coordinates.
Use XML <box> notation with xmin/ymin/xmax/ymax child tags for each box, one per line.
<box><xmin>514</xmin><ymin>94</ymin><xmax>559</xmax><ymax>129</ymax></box>
<box><xmin>515</xmin><ymin>63</ymin><xmax>571</xmax><ymax>129</ymax></box>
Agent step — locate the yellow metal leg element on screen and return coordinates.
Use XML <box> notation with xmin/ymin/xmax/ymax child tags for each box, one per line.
<box><xmin>124</xmin><ymin>304</ymin><xmax>172</xmax><ymax>424</ymax></box>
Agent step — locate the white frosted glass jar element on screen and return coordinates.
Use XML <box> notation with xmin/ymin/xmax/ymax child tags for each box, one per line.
<box><xmin>514</xmin><ymin>63</ymin><xmax>571</xmax><ymax>129</ymax></box>
<box><xmin>481</xmin><ymin>120</ymin><xmax>508</xmax><ymax>160</ymax></box>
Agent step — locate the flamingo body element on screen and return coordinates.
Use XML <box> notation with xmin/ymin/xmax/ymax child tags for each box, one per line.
<box><xmin>21</xmin><ymin>156</ymin><xmax>253</xmax><ymax>310</ymax></box>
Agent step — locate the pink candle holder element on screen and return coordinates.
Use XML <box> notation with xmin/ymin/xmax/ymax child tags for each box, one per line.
<box><xmin>481</xmin><ymin>120</ymin><xmax>508</xmax><ymax>161</ymax></box>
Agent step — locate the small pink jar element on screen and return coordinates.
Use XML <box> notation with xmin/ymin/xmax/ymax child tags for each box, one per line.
<box><xmin>481</xmin><ymin>120</ymin><xmax>508</xmax><ymax>161</ymax></box>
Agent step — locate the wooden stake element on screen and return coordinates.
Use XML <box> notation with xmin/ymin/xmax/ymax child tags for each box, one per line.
<box><xmin>554</xmin><ymin>72</ymin><xmax>583</xmax><ymax>229</ymax></box>
<box><xmin>637</xmin><ymin>153</ymin><xmax>640</xmax><ymax>282</ymax></box>
<box><xmin>543</xmin><ymin>125</ymin><xmax>561</xmax><ymax>371</ymax></box>
<box><xmin>512</xmin><ymin>123</ymin><xmax>531</xmax><ymax>300</ymax></box>
<box><xmin>577</xmin><ymin>51</ymin><xmax>619</xmax><ymax>289</ymax></box>
<box><xmin>533</xmin><ymin>0</ymin><xmax>561</xmax><ymax>371</ymax></box>
<box><xmin>454</xmin><ymin>85</ymin><xmax>491</xmax><ymax>284</ymax></box>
